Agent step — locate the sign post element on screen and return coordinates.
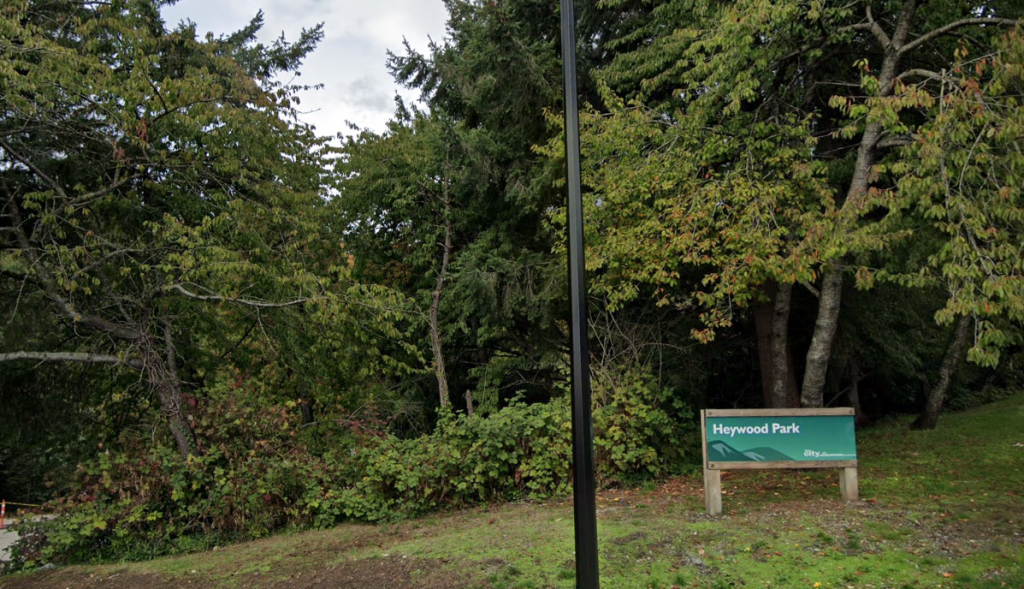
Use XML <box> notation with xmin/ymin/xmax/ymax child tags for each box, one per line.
<box><xmin>700</xmin><ymin>408</ymin><xmax>859</xmax><ymax>515</ymax></box>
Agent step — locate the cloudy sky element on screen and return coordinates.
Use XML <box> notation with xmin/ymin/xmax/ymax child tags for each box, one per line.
<box><xmin>161</xmin><ymin>0</ymin><xmax>449</xmax><ymax>137</ymax></box>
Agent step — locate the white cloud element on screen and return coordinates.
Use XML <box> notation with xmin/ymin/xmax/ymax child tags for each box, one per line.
<box><xmin>161</xmin><ymin>0</ymin><xmax>448</xmax><ymax>136</ymax></box>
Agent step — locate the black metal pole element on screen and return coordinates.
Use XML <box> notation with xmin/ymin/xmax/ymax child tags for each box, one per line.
<box><xmin>559</xmin><ymin>1</ymin><xmax>599</xmax><ymax>588</ymax></box>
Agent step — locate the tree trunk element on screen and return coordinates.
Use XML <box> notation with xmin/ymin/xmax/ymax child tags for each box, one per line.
<box><xmin>754</xmin><ymin>282</ymin><xmax>777</xmax><ymax>407</ymax></box>
<box><xmin>151</xmin><ymin>322</ymin><xmax>196</xmax><ymax>459</ymax></box>
<box><xmin>755</xmin><ymin>282</ymin><xmax>799</xmax><ymax>408</ymax></box>
<box><xmin>799</xmin><ymin>99</ymin><xmax>883</xmax><ymax>407</ymax></box>
<box><xmin>801</xmin><ymin>267</ymin><xmax>843</xmax><ymax>407</ymax></box>
<box><xmin>800</xmin><ymin>0</ymin><xmax>921</xmax><ymax>408</ymax></box>
<box><xmin>465</xmin><ymin>390</ymin><xmax>474</xmax><ymax>417</ymax></box>
<box><xmin>914</xmin><ymin>315</ymin><xmax>971</xmax><ymax>430</ymax></box>
<box><xmin>430</xmin><ymin>179</ymin><xmax>454</xmax><ymax>409</ymax></box>
<box><xmin>299</xmin><ymin>382</ymin><xmax>314</xmax><ymax>426</ymax></box>
<box><xmin>770</xmin><ymin>282</ymin><xmax>795</xmax><ymax>408</ymax></box>
<box><xmin>151</xmin><ymin>371</ymin><xmax>195</xmax><ymax>460</ymax></box>
<box><xmin>848</xmin><ymin>361</ymin><xmax>866</xmax><ymax>423</ymax></box>
<box><xmin>0</xmin><ymin>344</ymin><xmax>195</xmax><ymax>460</ymax></box>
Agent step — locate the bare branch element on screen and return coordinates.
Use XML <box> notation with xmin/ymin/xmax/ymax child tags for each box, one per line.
<box><xmin>70</xmin><ymin>172</ymin><xmax>144</xmax><ymax>207</ymax></box>
<box><xmin>1</xmin><ymin>138</ymin><xmax>141</xmax><ymax>206</ymax></box>
<box><xmin>0</xmin><ymin>138</ymin><xmax>68</xmax><ymax>199</ymax></box>
<box><xmin>877</xmin><ymin>135</ymin><xmax>918</xmax><ymax>149</ymax></box>
<box><xmin>898</xmin><ymin>68</ymin><xmax>949</xmax><ymax>82</ymax></box>
<box><xmin>68</xmin><ymin>245</ymin><xmax>143</xmax><ymax>283</ymax></box>
<box><xmin>4</xmin><ymin>199</ymin><xmax>145</xmax><ymax>341</ymax></box>
<box><xmin>169</xmin><ymin>284</ymin><xmax>313</xmax><ymax>308</ymax></box>
<box><xmin>900</xmin><ymin>18</ymin><xmax>1020</xmax><ymax>56</ymax></box>
<box><xmin>867</xmin><ymin>3</ymin><xmax>895</xmax><ymax>49</ymax></box>
<box><xmin>841</xmin><ymin>4</ymin><xmax>891</xmax><ymax>50</ymax></box>
<box><xmin>801</xmin><ymin>280</ymin><xmax>821</xmax><ymax>299</ymax></box>
<box><xmin>845</xmin><ymin>22</ymin><xmax>892</xmax><ymax>51</ymax></box>
<box><xmin>0</xmin><ymin>351</ymin><xmax>143</xmax><ymax>369</ymax></box>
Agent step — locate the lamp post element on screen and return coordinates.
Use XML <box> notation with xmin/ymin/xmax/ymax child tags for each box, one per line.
<box><xmin>559</xmin><ymin>1</ymin><xmax>600</xmax><ymax>587</ymax></box>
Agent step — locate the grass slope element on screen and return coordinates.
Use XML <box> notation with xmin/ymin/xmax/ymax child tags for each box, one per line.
<box><xmin>2</xmin><ymin>395</ymin><xmax>1022</xmax><ymax>589</ymax></box>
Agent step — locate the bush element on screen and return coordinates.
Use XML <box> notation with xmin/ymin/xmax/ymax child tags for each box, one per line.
<box><xmin>8</xmin><ymin>391</ymin><xmax>352</xmax><ymax>568</ymax></box>
<box><xmin>593</xmin><ymin>371</ymin><xmax>699</xmax><ymax>484</ymax></box>
<box><xmin>7</xmin><ymin>381</ymin><xmax>699</xmax><ymax>569</ymax></box>
<box><xmin>333</xmin><ymin>399</ymin><xmax>574</xmax><ymax>522</ymax></box>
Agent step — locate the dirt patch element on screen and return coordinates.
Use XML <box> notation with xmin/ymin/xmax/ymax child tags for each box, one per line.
<box><xmin>0</xmin><ymin>557</ymin><xmax>469</xmax><ymax>589</ymax></box>
<box><xmin>0</xmin><ymin>570</ymin><xmax>180</xmax><ymax>589</ymax></box>
<box><xmin>266</xmin><ymin>557</ymin><xmax>466</xmax><ymax>589</ymax></box>
<box><xmin>678</xmin><ymin>554</ymin><xmax>717</xmax><ymax>577</ymax></box>
<box><xmin>609</xmin><ymin>531</ymin><xmax>647</xmax><ymax>545</ymax></box>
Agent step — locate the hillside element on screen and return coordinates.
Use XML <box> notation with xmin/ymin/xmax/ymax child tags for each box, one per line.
<box><xmin>2</xmin><ymin>394</ymin><xmax>1022</xmax><ymax>589</ymax></box>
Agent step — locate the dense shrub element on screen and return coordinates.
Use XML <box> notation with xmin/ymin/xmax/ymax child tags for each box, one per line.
<box><xmin>593</xmin><ymin>371</ymin><xmax>698</xmax><ymax>483</ymax></box>
<box><xmin>9</xmin><ymin>392</ymin><xmax>351</xmax><ymax>567</ymax></box>
<box><xmin>8</xmin><ymin>383</ymin><xmax>698</xmax><ymax>569</ymax></box>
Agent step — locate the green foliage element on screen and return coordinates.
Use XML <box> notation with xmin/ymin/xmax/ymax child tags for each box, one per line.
<box><xmin>0</xmin><ymin>0</ymin><xmax>346</xmax><ymax>460</ymax></box>
<box><xmin>8</xmin><ymin>380</ymin><xmax>697</xmax><ymax>567</ymax></box>
<box><xmin>0</xmin><ymin>0</ymin><xmax>420</xmax><ymax>477</ymax></box>
<box><xmin>7</xmin><ymin>384</ymin><xmax>349</xmax><ymax>567</ymax></box>
<box><xmin>540</xmin><ymin>96</ymin><xmax>830</xmax><ymax>340</ymax></box>
<box><xmin>358</xmin><ymin>0</ymin><xmax>589</xmax><ymax>409</ymax></box>
<box><xmin>336</xmin><ymin>400</ymin><xmax>574</xmax><ymax>522</ymax></box>
<box><xmin>4</xmin><ymin>0</ymin><xmax>1024</xmax><ymax>573</ymax></box>
<box><xmin>893</xmin><ymin>30</ymin><xmax>1024</xmax><ymax>366</ymax></box>
<box><xmin>12</xmin><ymin>394</ymin><xmax>1024</xmax><ymax>588</ymax></box>
<box><xmin>593</xmin><ymin>369</ymin><xmax>698</xmax><ymax>482</ymax></box>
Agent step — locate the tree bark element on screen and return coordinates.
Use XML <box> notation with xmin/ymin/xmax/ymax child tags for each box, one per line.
<box><xmin>753</xmin><ymin>282</ymin><xmax>776</xmax><ymax>407</ymax></box>
<box><xmin>0</xmin><ymin>343</ymin><xmax>196</xmax><ymax>460</ymax></box>
<box><xmin>149</xmin><ymin>365</ymin><xmax>195</xmax><ymax>460</ymax></box>
<box><xmin>0</xmin><ymin>351</ymin><xmax>142</xmax><ymax>368</ymax></box>
<box><xmin>848</xmin><ymin>361</ymin><xmax>866</xmax><ymax>423</ymax></box>
<box><xmin>770</xmin><ymin>282</ymin><xmax>794</xmax><ymax>409</ymax></box>
<box><xmin>801</xmin><ymin>267</ymin><xmax>843</xmax><ymax>407</ymax></box>
<box><xmin>754</xmin><ymin>282</ymin><xmax>799</xmax><ymax>408</ymax></box>
<box><xmin>149</xmin><ymin>322</ymin><xmax>196</xmax><ymax>459</ymax></box>
<box><xmin>914</xmin><ymin>315</ymin><xmax>972</xmax><ymax>430</ymax></box>
<box><xmin>800</xmin><ymin>0</ymin><xmax>920</xmax><ymax>408</ymax></box>
<box><xmin>430</xmin><ymin>170</ymin><xmax>454</xmax><ymax>409</ymax></box>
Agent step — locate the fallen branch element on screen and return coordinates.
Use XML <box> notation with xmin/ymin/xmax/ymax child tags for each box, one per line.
<box><xmin>0</xmin><ymin>351</ymin><xmax>143</xmax><ymax>369</ymax></box>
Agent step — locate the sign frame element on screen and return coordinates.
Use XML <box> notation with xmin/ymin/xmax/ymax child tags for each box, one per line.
<box><xmin>700</xmin><ymin>408</ymin><xmax>859</xmax><ymax>515</ymax></box>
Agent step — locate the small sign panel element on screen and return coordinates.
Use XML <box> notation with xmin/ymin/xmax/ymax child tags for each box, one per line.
<box><xmin>704</xmin><ymin>415</ymin><xmax>857</xmax><ymax>464</ymax></box>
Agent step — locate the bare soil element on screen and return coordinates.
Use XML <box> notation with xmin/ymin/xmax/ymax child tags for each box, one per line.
<box><xmin>0</xmin><ymin>557</ymin><xmax>468</xmax><ymax>589</ymax></box>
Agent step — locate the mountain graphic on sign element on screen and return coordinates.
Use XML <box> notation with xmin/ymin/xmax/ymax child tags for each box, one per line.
<box><xmin>740</xmin><ymin>447</ymin><xmax>794</xmax><ymax>461</ymax></box>
<box><xmin>707</xmin><ymin>441</ymin><xmax>794</xmax><ymax>462</ymax></box>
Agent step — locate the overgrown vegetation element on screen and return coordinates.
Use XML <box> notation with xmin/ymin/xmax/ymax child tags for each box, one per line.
<box><xmin>6</xmin><ymin>372</ymin><xmax>696</xmax><ymax>569</ymax></box>
<box><xmin>4</xmin><ymin>394</ymin><xmax>1021</xmax><ymax>588</ymax></box>
<box><xmin>1</xmin><ymin>0</ymin><xmax>1023</xmax><ymax>573</ymax></box>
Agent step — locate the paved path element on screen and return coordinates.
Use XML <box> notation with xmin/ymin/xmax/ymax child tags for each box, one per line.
<box><xmin>0</xmin><ymin>521</ymin><xmax>19</xmax><ymax>562</ymax></box>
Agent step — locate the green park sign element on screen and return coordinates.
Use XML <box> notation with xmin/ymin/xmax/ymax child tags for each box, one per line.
<box><xmin>700</xmin><ymin>408</ymin><xmax>859</xmax><ymax>515</ymax></box>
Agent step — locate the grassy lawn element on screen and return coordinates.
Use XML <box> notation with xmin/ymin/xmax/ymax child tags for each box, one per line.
<box><xmin>1</xmin><ymin>394</ymin><xmax>1021</xmax><ymax>589</ymax></box>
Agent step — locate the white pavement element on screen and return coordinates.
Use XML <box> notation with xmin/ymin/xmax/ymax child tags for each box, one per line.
<box><xmin>0</xmin><ymin>521</ymin><xmax>18</xmax><ymax>563</ymax></box>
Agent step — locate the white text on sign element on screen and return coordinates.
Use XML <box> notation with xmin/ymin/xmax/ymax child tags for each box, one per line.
<box><xmin>711</xmin><ymin>423</ymin><xmax>801</xmax><ymax>437</ymax></box>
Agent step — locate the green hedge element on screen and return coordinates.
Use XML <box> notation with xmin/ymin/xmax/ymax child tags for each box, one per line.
<box><xmin>8</xmin><ymin>378</ymin><xmax>698</xmax><ymax>569</ymax></box>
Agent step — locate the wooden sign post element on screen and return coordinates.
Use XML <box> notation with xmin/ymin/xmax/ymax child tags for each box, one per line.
<box><xmin>700</xmin><ymin>408</ymin><xmax>859</xmax><ymax>515</ymax></box>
